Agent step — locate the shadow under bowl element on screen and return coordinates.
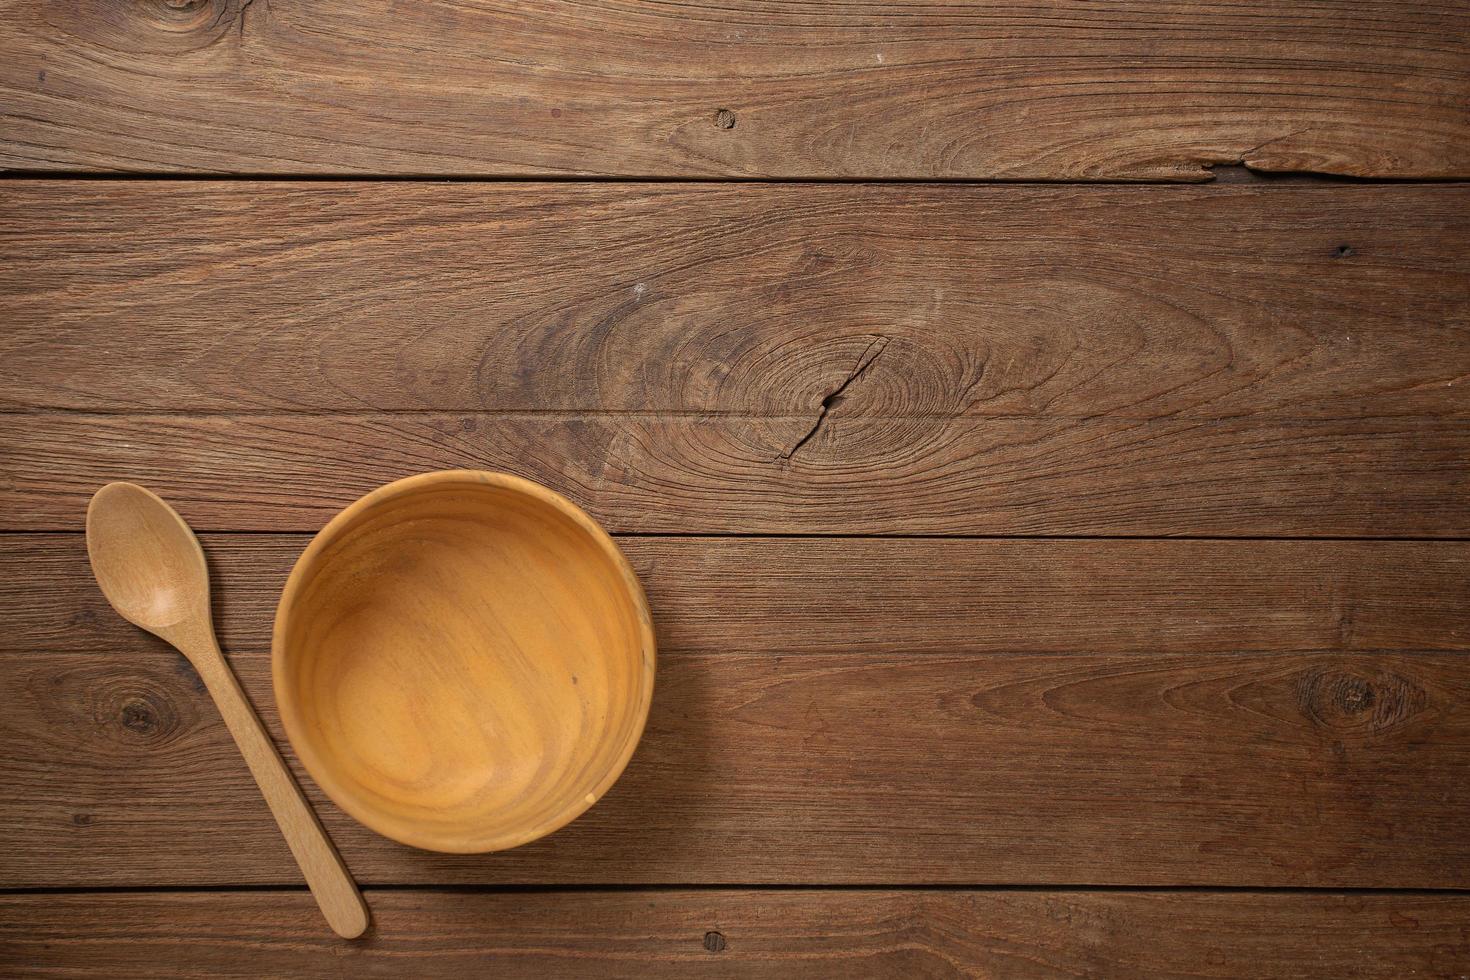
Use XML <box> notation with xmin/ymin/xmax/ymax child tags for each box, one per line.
<box><xmin>273</xmin><ymin>470</ymin><xmax>655</xmax><ymax>853</ymax></box>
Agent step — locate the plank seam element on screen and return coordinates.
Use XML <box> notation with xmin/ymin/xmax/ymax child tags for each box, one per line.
<box><xmin>4</xmin><ymin>884</ymin><xmax>1470</xmax><ymax>896</ymax></box>
<box><xmin>7</xmin><ymin>530</ymin><xmax>1470</xmax><ymax>543</ymax></box>
<box><xmin>3</xmin><ymin>172</ymin><xmax>1468</xmax><ymax>187</ymax></box>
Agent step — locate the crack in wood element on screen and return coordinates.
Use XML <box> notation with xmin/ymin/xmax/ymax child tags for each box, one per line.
<box><xmin>777</xmin><ymin>335</ymin><xmax>889</xmax><ymax>461</ymax></box>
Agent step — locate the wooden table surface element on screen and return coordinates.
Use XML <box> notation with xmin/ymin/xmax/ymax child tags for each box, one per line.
<box><xmin>2</xmin><ymin>1</ymin><xmax>1469</xmax><ymax>976</ymax></box>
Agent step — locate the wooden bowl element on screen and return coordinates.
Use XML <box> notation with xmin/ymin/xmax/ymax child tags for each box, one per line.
<box><xmin>273</xmin><ymin>471</ymin><xmax>655</xmax><ymax>853</ymax></box>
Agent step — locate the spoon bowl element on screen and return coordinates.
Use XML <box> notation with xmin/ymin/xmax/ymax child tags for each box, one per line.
<box><xmin>272</xmin><ymin>471</ymin><xmax>656</xmax><ymax>854</ymax></box>
<box><xmin>86</xmin><ymin>482</ymin><xmax>210</xmax><ymax>640</ymax></box>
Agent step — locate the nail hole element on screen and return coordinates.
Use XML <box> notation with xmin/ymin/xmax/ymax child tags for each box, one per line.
<box><xmin>1333</xmin><ymin>244</ymin><xmax>1353</xmax><ymax>258</ymax></box>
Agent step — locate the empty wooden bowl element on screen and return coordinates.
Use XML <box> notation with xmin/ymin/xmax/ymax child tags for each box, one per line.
<box><xmin>273</xmin><ymin>471</ymin><xmax>655</xmax><ymax>853</ymax></box>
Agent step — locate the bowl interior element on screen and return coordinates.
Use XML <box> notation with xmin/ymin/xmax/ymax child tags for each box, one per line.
<box><xmin>274</xmin><ymin>473</ymin><xmax>653</xmax><ymax>853</ymax></box>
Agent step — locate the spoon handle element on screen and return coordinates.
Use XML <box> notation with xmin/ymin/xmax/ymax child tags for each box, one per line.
<box><xmin>187</xmin><ymin>633</ymin><xmax>370</xmax><ymax>939</ymax></box>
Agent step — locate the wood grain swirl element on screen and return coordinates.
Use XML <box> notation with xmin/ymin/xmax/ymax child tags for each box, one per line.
<box><xmin>1</xmin><ymin>1</ymin><xmax>1466</xmax><ymax>177</ymax></box>
<box><xmin>3</xmin><ymin>0</ymin><xmax>1469</xmax><ymax>967</ymax></box>
<box><xmin>2</xmin><ymin>182</ymin><xmax>1467</xmax><ymax>416</ymax></box>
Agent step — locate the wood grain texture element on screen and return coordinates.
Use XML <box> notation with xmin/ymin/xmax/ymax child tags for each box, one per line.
<box><xmin>4</xmin><ymin>412</ymin><xmax>1468</xmax><ymax>535</ymax></box>
<box><xmin>5</xmin><ymin>652</ymin><xmax>1464</xmax><ymax>887</ymax></box>
<box><xmin>4</xmin><ymin>1</ymin><xmax>1467</xmax><ymax>962</ymax></box>
<box><xmin>7</xmin><ymin>646</ymin><xmax>1466</xmax><ymax>887</ymax></box>
<box><xmin>3</xmin><ymin>530</ymin><xmax>1467</xmax><ymax>886</ymax></box>
<box><xmin>5</xmin><ymin>535</ymin><xmax>1467</xmax><ymax>657</ymax></box>
<box><xmin>5</xmin><ymin>183</ymin><xmax>1466</xmax><ymax>536</ymax></box>
<box><xmin>1</xmin><ymin>1</ymin><xmax>1467</xmax><ymax>178</ymax></box>
<box><xmin>3</xmin><ymin>890</ymin><xmax>1467</xmax><ymax>979</ymax></box>
<box><xmin>3</xmin><ymin>182</ymin><xmax>1469</xmax><ymax>416</ymax></box>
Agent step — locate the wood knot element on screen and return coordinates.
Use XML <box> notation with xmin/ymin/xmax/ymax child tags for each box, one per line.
<box><xmin>143</xmin><ymin>0</ymin><xmax>226</xmax><ymax>32</ymax></box>
<box><xmin>55</xmin><ymin>0</ymin><xmax>239</xmax><ymax>54</ymax></box>
<box><xmin>1294</xmin><ymin>665</ymin><xmax>1426</xmax><ymax>739</ymax></box>
<box><xmin>713</xmin><ymin>109</ymin><xmax>737</xmax><ymax>130</ymax></box>
<box><xmin>94</xmin><ymin>681</ymin><xmax>182</xmax><ymax>745</ymax></box>
<box><xmin>703</xmin><ymin>931</ymin><xmax>727</xmax><ymax>952</ymax></box>
<box><xmin>121</xmin><ymin>697</ymin><xmax>161</xmax><ymax>733</ymax></box>
<box><xmin>36</xmin><ymin>664</ymin><xmax>200</xmax><ymax>757</ymax></box>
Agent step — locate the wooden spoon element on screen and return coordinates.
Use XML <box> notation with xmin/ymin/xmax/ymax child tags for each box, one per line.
<box><xmin>86</xmin><ymin>482</ymin><xmax>369</xmax><ymax>939</ymax></box>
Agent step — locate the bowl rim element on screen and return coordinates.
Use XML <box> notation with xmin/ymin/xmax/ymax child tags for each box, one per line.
<box><xmin>271</xmin><ymin>469</ymin><xmax>657</xmax><ymax>854</ymax></box>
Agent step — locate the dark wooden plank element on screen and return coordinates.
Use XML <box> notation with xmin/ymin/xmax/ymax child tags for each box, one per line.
<box><xmin>3</xmin><ymin>890</ymin><xmax>1467</xmax><ymax>978</ymax></box>
<box><xmin>5</xmin><ymin>534</ymin><xmax>1467</xmax><ymax>656</ymax></box>
<box><xmin>3</xmin><ymin>182</ymin><xmax>1468</xmax><ymax>415</ymax></box>
<box><xmin>1</xmin><ymin>1</ymin><xmax>1466</xmax><ymax>178</ymax></box>
<box><xmin>3</xmin><ymin>641</ymin><xmax>1467</xmax><ymax>887</ymax></box>
<box><xmin>3</xmin><ymin>412</ymin><xmax>1467</xmax><ymax>535</ymax></box>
